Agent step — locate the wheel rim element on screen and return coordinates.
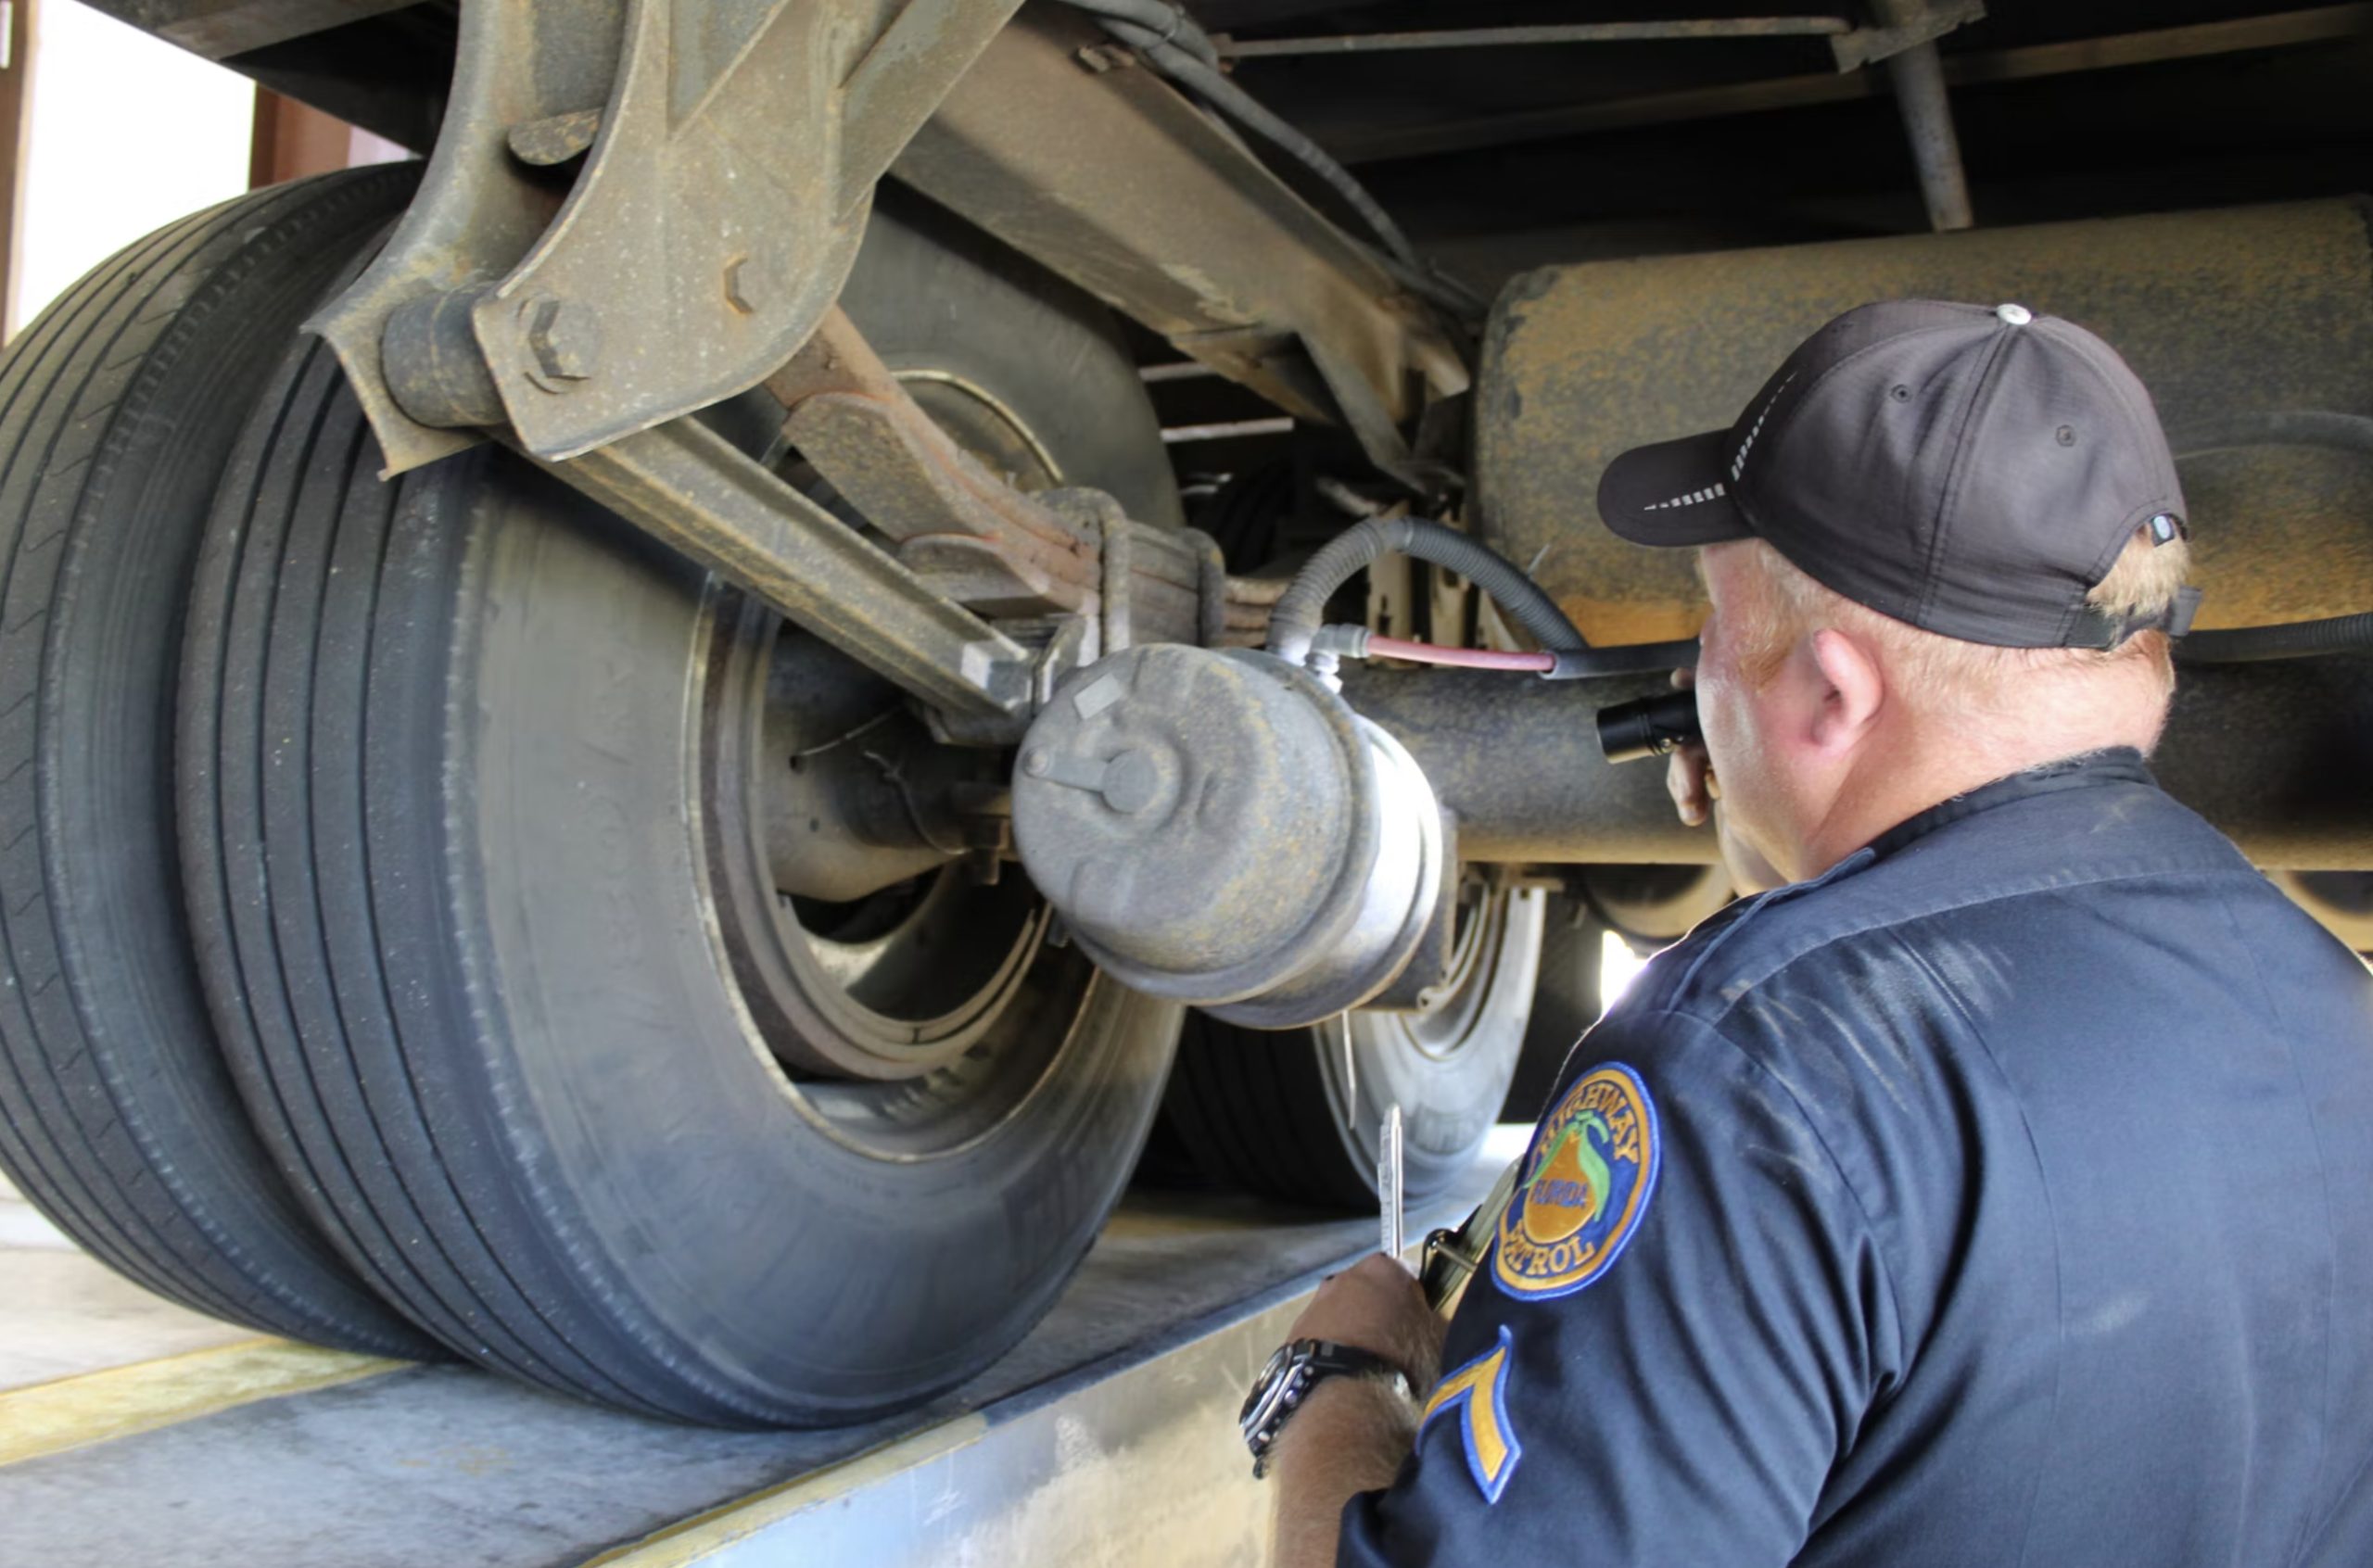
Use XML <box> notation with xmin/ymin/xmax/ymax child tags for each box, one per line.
<box><xmin>702</xmin><ymin>588</ymin><xmax>1106</xmax><ymax>1161</ymax></box>
<box><xmin>696</xmin><ymin>365</ymin><xmax>1111</xmax><ymax>1157</ymax></box>
<box><xmin>1399</xmin><ymin>879</ymin><xmax>1503</xmax><ymax>1063</ymax></box>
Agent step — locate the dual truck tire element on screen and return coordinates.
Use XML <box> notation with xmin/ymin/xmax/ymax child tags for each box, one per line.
<box><xmin>0</xmin><ymin>172</ymin><xmax>1550</xmax><ymax>1422</ymax></box>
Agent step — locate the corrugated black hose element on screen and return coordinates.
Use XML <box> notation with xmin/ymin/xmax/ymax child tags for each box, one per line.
<box><xmin>1266</xmin><ymin>515</ymin><xmax>1587</xmax><ymax>666</ymax></box>
<box><xmin>2179</xmin><ymin>613</ymin><xmax>2373</xmax><ymax>664</ymax></box>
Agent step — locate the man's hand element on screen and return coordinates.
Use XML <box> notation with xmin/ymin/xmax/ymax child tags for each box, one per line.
<box><xmin>1288</xmin><ymin>1252</ymin><xmax>1446</xmax><ymax>1391</ymax></box>
<box><xmin>1268</xmin><ymin>1255</ymin><xmax>1446</xmax><ymax>1568</ymax></box>
<box><xmin>1665</xmin><ymin>666</ymin><xmax>1716</xmax><ymax>828</ymax></box>
<box><xmin>1663</xmin><ymin>667</ymin><xmax>1783</xmax><ymax>893</ymax></box>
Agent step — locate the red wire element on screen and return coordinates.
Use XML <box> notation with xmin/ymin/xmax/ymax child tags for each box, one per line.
<box><xmin>1364</xmin><ymin>636</ymin><xmax>1555</xmax><ymax>673</ymax></box>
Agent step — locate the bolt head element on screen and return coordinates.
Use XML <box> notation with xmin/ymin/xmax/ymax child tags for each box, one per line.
<box><xmin>525</xmin><ymin>297</ymin><xmax>600</xmax><ymax>382</ymax></box>
<box><xmin>1023</xmin><ymin>749</ymin><xmax>1052</xmax><ymax>778</ymax></box>
<box><xmin>724</xmin><ymin>256</ymin><xmax>769</xmax><ymax>316</ymax></box>
<box><xmin>1100</xmin><ymin>750</ymin><xmax>1161</xmax><ymax>816</ymax></box>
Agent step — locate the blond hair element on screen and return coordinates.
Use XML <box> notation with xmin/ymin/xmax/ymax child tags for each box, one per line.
<box><xmin>1725</xmin><ymin>525</ymin><xmax>2190</xmax><ymax>741</ymax></box>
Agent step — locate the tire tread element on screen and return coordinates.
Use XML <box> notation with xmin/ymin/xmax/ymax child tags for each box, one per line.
<box><xmin>0</xmin><ymin>169</ymin><xmax>432</xmax><ymax>1355</ymax></box>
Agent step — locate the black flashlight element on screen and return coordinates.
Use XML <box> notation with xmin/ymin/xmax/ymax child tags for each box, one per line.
<box><xmin>1594</xmin><ymin>689</ymin><xmax>1702</xmax><ymax>765</ymax></box>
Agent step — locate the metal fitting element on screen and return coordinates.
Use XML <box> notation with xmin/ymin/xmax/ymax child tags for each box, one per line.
<box><xmin>724</xmin><ymin>257</ymin><xmax>768</xmax><ymax>316</ymax></box>
<box><xmin>522</xmin><ymin>296</ymin><xmax>601</xmax><ymax>388</ymax></box>
<box><xmin>1010</xmin><ymin>643</ymin><xmax>1445</xmax><ymax>1029</ymax></box>
<box><xmin>381</xmin><ymin>285</ymin><xmax>505</xmax><ymax>428</ymax></box>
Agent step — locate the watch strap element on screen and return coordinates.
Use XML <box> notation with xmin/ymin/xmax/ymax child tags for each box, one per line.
<box><xmin>1241</xmin><ymin>1338</ymin><xmax>1413</xmax><ymax>1478</ymax></box>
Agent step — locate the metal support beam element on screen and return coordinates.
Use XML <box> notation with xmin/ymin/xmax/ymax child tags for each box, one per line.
<box><xmin>1830</xmin><ymin>0</ymin><xmax>1985</xmax><ymax>70</ymax></box>
<box><xmin>307</xmin><ymin>0</ymin><xmax>625</xmax><ymax>474</ymax></box>
<box><xmin>1330</xmin><ymin>4</ymin><xmax>2373</xmax><ymax>165</ymax></box>
<box><xmin>767</xmin><ymin>308</ymin><xmax>1212</xmax><ymax>647</ymax></box>
<box><xmin>1881</xmin><ymin>39</ymin><xmax>1973</xmax><ymax>230</ymax></box>
<box><xmin>895</xmin><ymin>10</ymin><xmax>1467</xmax><ymax>446</ymax></box>
<box><xmin>532</xmin><ymin>417</ymin><xmax>1032</xmax><ymax>724</ymax></box>
<box><xmin>1871</xmin><ymin>1</ymin><xmax>1974</xmax><ymax>231</ymax></box>
<box><xmin>1218</xmin><ymin>18</ymin><xmax>1853</xmax><ymax>57</ymax></box>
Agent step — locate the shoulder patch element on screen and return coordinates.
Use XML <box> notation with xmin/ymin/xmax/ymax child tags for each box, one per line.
<box><xmin>1493</xmin><ymin>1062</ymin><xmax>1661</xmax><ymax>1300</ymax></box>
<box><xmin>1418</xmin><ymin>1324</ymin><xmax>1522</xmax><ymax>1503</ymax></box>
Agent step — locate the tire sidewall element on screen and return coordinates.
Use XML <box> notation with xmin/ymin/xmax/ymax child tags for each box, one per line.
<box><xmin>446</xmin><ymin>478</ymin><xmax>1174</xmax><ymax>1415</ymax></box>
<box><xmin>1339</xmin><ymin>888</ymin><xmax>1547</xmax><ymax>1198</ymax></box>
<box><xmin>426</xmin><ymin>202</ymin><xmax>1184</xmax><ymax>1421</ymax></box>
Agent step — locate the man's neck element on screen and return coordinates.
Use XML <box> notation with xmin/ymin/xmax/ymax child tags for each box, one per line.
<box><xmin>1793</xmin><ymin>721</ymin><xmax>2155</xmax><ymax>881</ymax></box>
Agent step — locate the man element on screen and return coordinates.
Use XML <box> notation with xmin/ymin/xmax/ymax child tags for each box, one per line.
<box><xmin>1258</xmin><ymin>300</ymin><xmax>2373</xmax><ymax>1566</ymax></box>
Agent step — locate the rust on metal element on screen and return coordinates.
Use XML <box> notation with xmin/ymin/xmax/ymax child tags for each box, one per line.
<box><xmin>476</xmin><ymin>0</ymin><xmax>1029</xmax><ymax>462</ymax></box>
<box><xmin>1220</xmin><ymin>574</ymin><xmax>1288</xmax><ymax>648</ymax></box>
<box><xmin>769</xmin><ymin>309</ymin><xmax>1215</xmax><ymax>647</ymax></box>
<box><xmin>473</xmin><ymin>0</ymin><xmax>868</xmax><ymax>461</ymax></box>
<box><xmin>1478</xmin><ymin>200</ymin><xmax>2373</xmax><ymax>645</ymax></box>
<box><xmin>312</xmin><ymin>0</ymin><xmax>1030</xmax><ymax>471</ymax></box>
<box><xmin>507</xmin><ymin>108</ymin><xmax>603</xmax><ymax>167</ymax></box>
<box><xmin>771</xmin><ymin>310</ymin><xmax>1097</xmax><ymax>569</ymax></box>
<box><xmin>307</xmin><ymin>0</ymin><xmax>627</xmax><ymax>475</ymax></box>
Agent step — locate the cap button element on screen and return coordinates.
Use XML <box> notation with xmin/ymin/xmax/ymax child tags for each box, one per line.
<box><xmin>1996</xmin><ymin>303</ymin><xmax>2034</xmax><ymax>325</ymax></box>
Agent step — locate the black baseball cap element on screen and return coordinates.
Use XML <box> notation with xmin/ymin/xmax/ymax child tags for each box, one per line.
<box><xmin>1597</xmin><ymin>299</ymin><xmax>2200</xmax><ymax>650</ymax></box>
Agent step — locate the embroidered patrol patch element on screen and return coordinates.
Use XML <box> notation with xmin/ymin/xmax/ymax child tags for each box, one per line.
<box><xmin>1493</xmin><ymin>1062</ymin><xmax>1660</xmax><ymax>1300</ymax></box>
<box><xmin>1419</xmin><ymin>1324</ymin><xmax>1522</xmax><ymax>1503</ymax></box>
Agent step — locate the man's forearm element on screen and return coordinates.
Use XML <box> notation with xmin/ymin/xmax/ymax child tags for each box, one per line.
<box><xmin>1271</xmin><ymin>1373</ymin><xmax>1421</xmax><ymax>1568</ymax></box>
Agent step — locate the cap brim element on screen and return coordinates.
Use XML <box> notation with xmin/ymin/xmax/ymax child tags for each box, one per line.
<box><xmin>1596</xmin><ymin>429</ymin><xmax>1755</xmax><ymax>548</ymax></box>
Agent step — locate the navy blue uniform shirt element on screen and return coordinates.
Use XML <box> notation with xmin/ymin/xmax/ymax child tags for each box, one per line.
<box><xmin>1342</xmin><ymin>750</ymin><xmax>2373</xmax><ymax>1566</ymax></box>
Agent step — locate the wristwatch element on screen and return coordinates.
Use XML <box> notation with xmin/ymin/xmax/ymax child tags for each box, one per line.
<box><xmin>1239</xmin><ymin>1338</ymin><xmax>1412</xmax><ymax>1478</ymax></box>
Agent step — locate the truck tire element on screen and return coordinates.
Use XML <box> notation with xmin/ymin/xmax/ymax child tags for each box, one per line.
<box><xmin>1163</xmin><ymin>888</ymin><xmax>1546</xmax><ymax>1209</ymax></box>
<box><xmin>0</xmin><ymin>168</ymin><xmax>434</xmax><ymax>1356</ymax></box>
<box><xmin>1500</xmin><ymin>896</ymin><xmax>1607</xmax><ymax>1121</ymax></box>
<box><xmin>178</xmin><ymin>197</ymin><xmax>1184</xmax><ymax>1424</ymax></box>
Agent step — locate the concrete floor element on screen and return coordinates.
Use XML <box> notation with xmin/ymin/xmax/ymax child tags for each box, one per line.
<box><xmin>0</xmin><ymin>1134</ymin><xmax>1518</xmax><ymax>1567</ymax></box>
<box><xmin>1</xmin><ymin>1179</ymin><xmax>251</xmax><ymax>1391</ymax></box>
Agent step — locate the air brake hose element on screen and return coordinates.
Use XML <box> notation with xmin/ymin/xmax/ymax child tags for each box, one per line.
<box><xmin>2177</xmin><ymin>612</ymin><xmax>2373</xmax><ymax>664</ymax></box>
<box><xmin>1266</xmin><ymin>515</ymin><xmax>1586</xmax><ymax>667</ymax></box>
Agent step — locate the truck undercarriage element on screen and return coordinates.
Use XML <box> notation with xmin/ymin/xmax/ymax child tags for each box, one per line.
<box><xmin>3</xmin><ymin>0</ymin><xmax>2367</xmax><ymax>1425</ymax></box>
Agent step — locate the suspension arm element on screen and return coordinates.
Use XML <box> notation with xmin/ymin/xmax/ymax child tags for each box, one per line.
<box><xmin>532</xmin><ymin>417</ymin><xmax>1033</xmax><ymax>723</ymax></box>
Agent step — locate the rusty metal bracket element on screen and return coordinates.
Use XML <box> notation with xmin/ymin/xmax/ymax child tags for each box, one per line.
<box><xmin>768</xmin><ymin>308</ymin><xmax>1214</xmax><ymax>651</ymax></box>
<box><xmin>309</xmin><ymin>0</ymin><xmax>628</xmax><ymax>475</ymax></box>
<box><xmin>314</xmin><ymin>0</ymin><xmax>1026</xmax><ymax>474</ymax></box>
<box><xmin>304</xmin><ymin>2</ymin><xmax>1357</xmax><ymax>732</ymax></box>
<box><xmin>478</xmin><ymin>0</ymin><xmax>1029</xmax><ymax>462</ymax></box>
<box><xmin>768</xmin><ymin>309</ymin><xmax>1104</xmax><ymax>616</ymax></box>
<box><xmin>1831</xmin><ymin>0</ymin><xmax>1984</xmax><ymax>71</ymax></box>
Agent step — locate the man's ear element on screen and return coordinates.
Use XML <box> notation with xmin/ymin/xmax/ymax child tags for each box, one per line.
<box><xmin>1807</xmin><ymin>626</ymin><xmax>1884</xmax><ymax>753</ymax></box>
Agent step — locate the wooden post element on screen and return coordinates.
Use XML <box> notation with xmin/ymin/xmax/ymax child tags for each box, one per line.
<box><xmin>248</xmin><ymin>87</ymin><xmax>355</xmax><ymax>187</ymax></box>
